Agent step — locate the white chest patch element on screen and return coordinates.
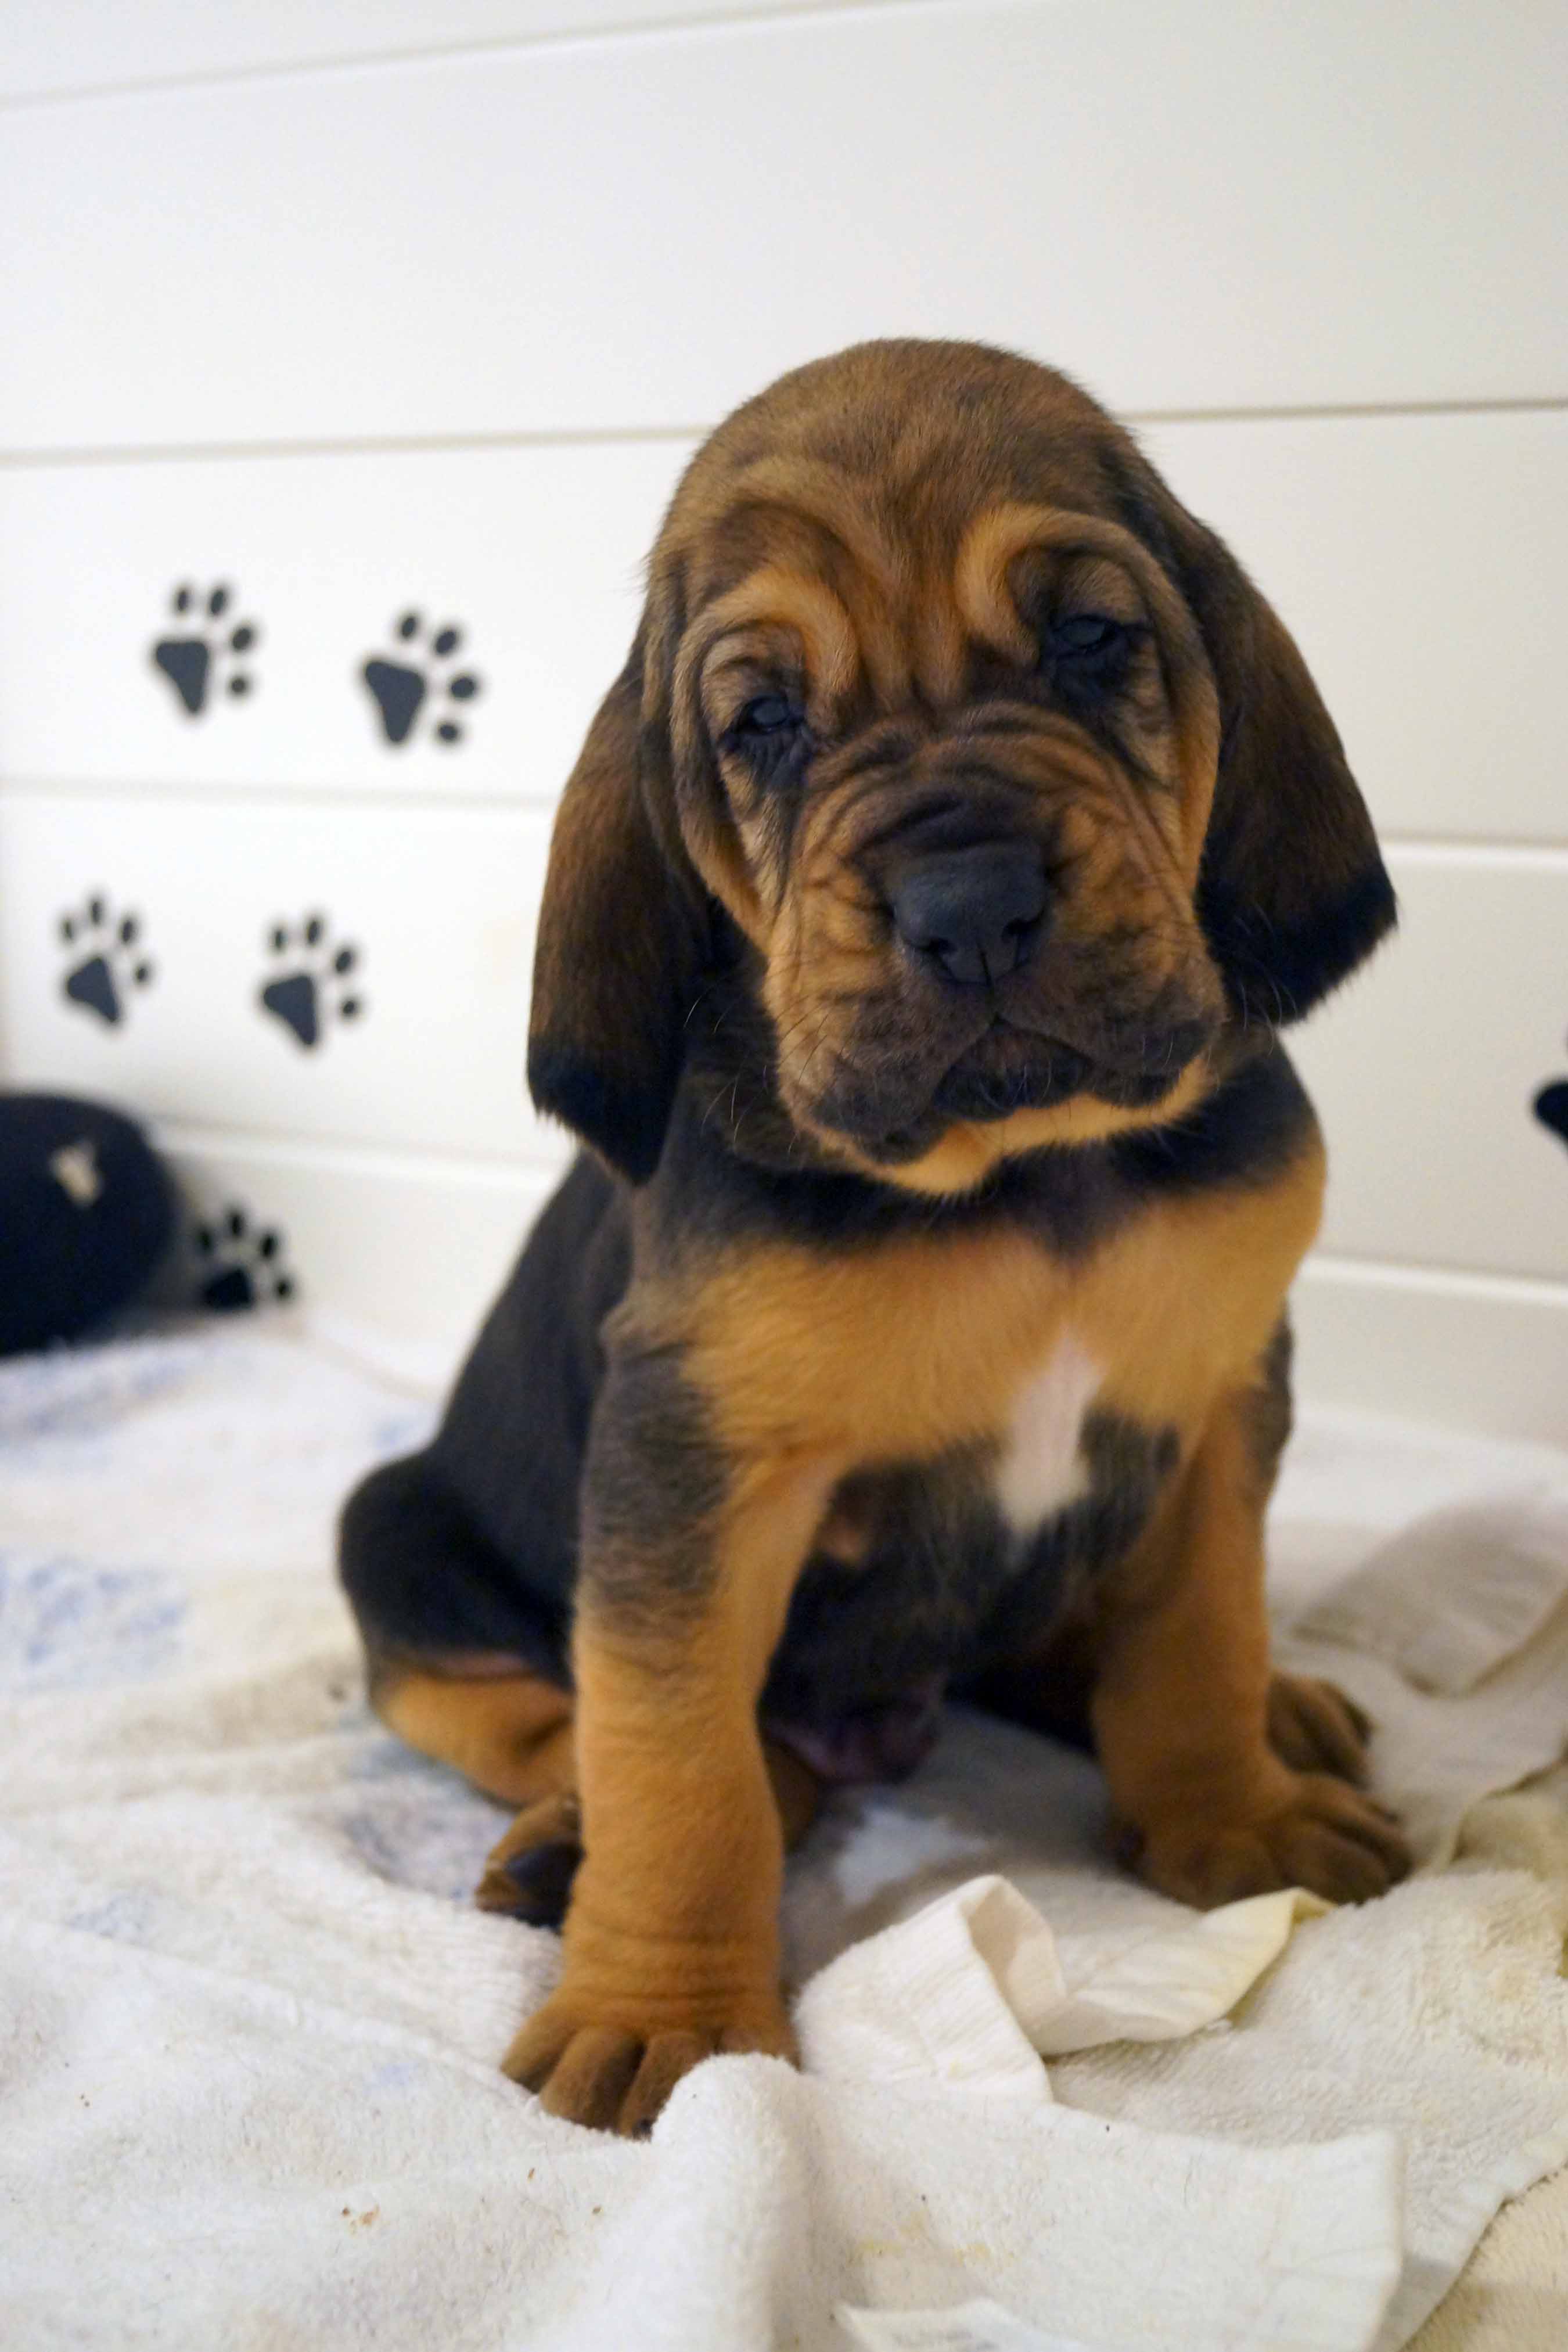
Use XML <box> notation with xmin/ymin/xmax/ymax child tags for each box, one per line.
<box><xmin>992</xmin><ymin>1332</ymin><xmax>1103</xmax><ymax>1540</ymax></box>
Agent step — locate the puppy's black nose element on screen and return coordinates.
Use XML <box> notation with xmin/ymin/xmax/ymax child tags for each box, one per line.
<box><xmin>888</xmin><ymin>842</ymin><xmax>1048</xmax><ymax>985</ymax></box>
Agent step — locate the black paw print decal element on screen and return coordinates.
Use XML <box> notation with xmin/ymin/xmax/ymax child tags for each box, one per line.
<box><xmin>1534</xmin><ymin>1044</ymin><xmax>1568</xmax><ymax>1155</ymax></box>
<box><xmin>258</xmin><ymin>913</ymin><xmax>364</xmax><ymax>1049</ymax></box>
<box><xmin>57</xmin><ymin>894</ymin><xmax>155</xmax><ymax>1026</ymax></box>
<box><xmin>151</xmin><ymin>582</ymin><xmax>259</xmax><ymax>716</ymax></box>
<box><xmin>194</xmin><ymin>1207</ymin><xmax>296</xmax><ymax>1312</ymax></box>
<box><xmin>361</xmin><ymin>611</ymin><xmax>482</xmax><ymax>747</ymax></box>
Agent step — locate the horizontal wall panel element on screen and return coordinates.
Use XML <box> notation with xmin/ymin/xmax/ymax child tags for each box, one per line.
<box><xmin>6</xmin><ymin>813</ymin><xmax>1566</xmax><ymax>1290</ymax></box>
<box><xmin>3</xmin><ymin>411</ymin><xmax>1563</xmax><ymax>848</ymax></box>
<box><xmin>3</xmin><ymin>2</ymin><xmax>1563</xmax><ymax>452</ymax></box>
<box><xmin>1293</xmin><ymin>1259</ymin><xmax>1568</xmax><ymax>1447</ymax></box>
<box><xmin>0</xmin><ymin>793</ymin><xmax>571</xmax><ymax>1163</ymax></box>
<box><xmin>1293</xmin><ymin>851</ymin><xmax>1568</xmax><ymax>1283</ymax></box>
<box><xmin>153</xmin><ymin>1135</ymin><xmax>558</xmax><ymax>1374</ymax></box>
<box><xmin>0</xmin><ymin>2</ymin><xmax>857</xmax><ymax>99</ymax></box>
<box><xmin>1144</xmin><ymin>408</ymin><xmax>1568</xmax><ymax>847</ymax></box>
<box><xmin>150</xmin><ymin>1148</ymin><xmax>1568</xmax><ymax>1445</ymax></box>
<box><xmin>8</xmin><ymin>814</ymin><xmax>1567</xmax><ymax>1290</ymax></box>
<box><xmin>0</xmin><ymin>443</ymin><xmax>682</xmax><ymax>798</ymax></box>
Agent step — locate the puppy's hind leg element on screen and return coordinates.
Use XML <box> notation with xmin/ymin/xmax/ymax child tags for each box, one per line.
<box><xmin>340</xmin><ymin>1450</ymin><xmax>581</xmax><ymax>1919</ymax></box>
<box><xmin>359</xmin><ymin>1664</ymin><xmax>584</xmax><ymax>1926</ymax></box>
<box><xmin>340</xmin><ymin>1452</ymin><xmax>827</xmax><ymax>1932</ymax></box>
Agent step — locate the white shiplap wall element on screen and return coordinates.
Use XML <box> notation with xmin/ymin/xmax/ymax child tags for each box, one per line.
<box><xmin>1</xmin><ymin>1</ymin><xmax>1565</xmax><ymax>1433</ymax></box>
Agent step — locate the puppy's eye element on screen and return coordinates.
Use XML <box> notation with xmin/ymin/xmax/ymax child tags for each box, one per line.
<box><xmin>734</xmin><ymin>693</ymin><xmax>801</xmax><ymax>737</ymax></box>
<box><xmin>1051</xmin><ymin>614</ymin><xmax>1124</xmax><ymax>658</ymax></box>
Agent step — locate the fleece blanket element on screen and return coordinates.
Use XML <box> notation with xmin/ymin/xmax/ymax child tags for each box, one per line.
<box><xmin>1</xmin><ymin>1324</ymin><xmax>1567</xmax><ymax>2351</ymax></box>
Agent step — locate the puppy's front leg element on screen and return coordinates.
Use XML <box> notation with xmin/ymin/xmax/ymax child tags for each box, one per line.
<box><xmin>1091</xmin><ymin>1385</ymin><xmax>1410</xmax><ymax>1909</ymax></box>
<box><xmin>504</xmin><ymin>1350</ymin><xmax>840</xmax><ymax>2135</ymax></box>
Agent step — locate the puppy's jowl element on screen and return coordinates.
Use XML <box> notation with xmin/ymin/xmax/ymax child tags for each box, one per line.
<box><xmin>341</xmin><ymin>340</ymin><xmax>1408</xmax><ymax>2135</ymax></box>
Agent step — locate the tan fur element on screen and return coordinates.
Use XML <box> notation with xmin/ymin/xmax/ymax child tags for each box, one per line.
<box><xmin>373</xmin><ymin>1655</ymin><xmax>823</xmax><ymax>1880</ymax></box>
<box><xmin>1089</xmin><ymin>1390</ymin><xmax>1407</xmax><ymax>1906</ymax></box>
<box><xmin>812</xmin><ymin>1053</ymin><xmax>1214</xmax><ymax>1195</ymax></box>
<box><xmin>679</xmin><ymin>1115</ymin><xmax>1325</xmax><ymax>1466</ymax></box>
<box><xmin>952</xmin><ymin>504</ymin><xmax>1222</xmax><ymax>853</ymax></box>
<box><xmin>373</xmin><ymin>1661</ymin><xmax>576</xmax><ymax>1809</ymax></box>
<box><xmin>502</xmin><ymin>1455</ymin><xmax>844</xmax><ymax>2130</ymax></box>
<box><xmin>710</xmin><ymin>506</ymin><xmax>1227</xmax><ymax>1150</ymax></box>
<box><xmin>502</xmin><ymin>1122</ymin><xmax>1347</xmax><ymax>2130</ymax></box>
<box><xmin>445</xmin><ymin>342</ymin><xmax>1405</xmax><ymax>2133</ymax></box>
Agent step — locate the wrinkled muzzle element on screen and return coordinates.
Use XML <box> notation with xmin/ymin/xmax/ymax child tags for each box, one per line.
<box><xmin>762</xmin><ymin>722</ymin><xmax>1227</xmax><ymax>1161</ymax></box>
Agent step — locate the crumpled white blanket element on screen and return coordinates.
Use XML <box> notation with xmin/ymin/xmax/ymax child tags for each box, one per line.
<box><xmin>1</xmin><ymin>1326</ymin><xmax>1567</xmax><ymax>2352</ymax></box>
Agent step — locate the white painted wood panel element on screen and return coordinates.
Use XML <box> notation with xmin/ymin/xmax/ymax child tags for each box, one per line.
<box><xmin>1294</xmin><ymin>1259</ymin><xmax>1568</xmax><ymax>1447</ymax></box>
<box><xmin>1145</xmin><ymin>408</ymin><xmax>1568</xmax><ymax>848</ymax></box>
<box><xmin>156</xmin><ymin>1146</ymin><xmax>1568</xmax><ymax>1443</ymax></box>
<box><xmin>0</xmin><ymin>444</ymin><xmax>681</xmax><ymax>799</ymax></box>
<box><xmin>6</xmin><ymin>804</ymin><xmax>1567</xmax><ymax>1288</ymax></box>
<box><xmin>153</xmin><ymin>1131</ymin><xmax>556</xmax><ymax>1376</ymax></box>
<box><xmin>0</xmin><ymin>793</ymin><xmax>573</xmax><ymax>1166</ymax></box>
<box><xmin>0</xmin><ymin>2</ymin><xmax>877</xmax><ymax>99</ymax></box>
<box><xmin>153</xmin><ymin>1129</ymin><xmax>1568</xmax><ymax>1439</ymax></box>
<box><xmin>1296</xmin><ymin>850</ymin><xmax>1568</xmax><ymax>1283</ymax></box>
<box><xmin>4</xmin><ymin>2</ymin><xmax>1563</xmax><ymax>452</ymax></box>
<box><xmin>149</xmin><ymin>1141</ymin><xmax>1568</xmax><ymax>1443</ymax></box>
<box><xmin>4</xmin><ymin>411</ymin><xmax>1563</xmax><ymax>846</ymax></box>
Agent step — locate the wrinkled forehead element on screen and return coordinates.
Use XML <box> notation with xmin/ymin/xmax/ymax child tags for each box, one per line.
<box><xmin>664</xmin><ymin>452</ymin><xmax>1192</xmax><ymax>727</ymax></box>
<box><xmin>681</xmin><ymin>469</ymin><xmax>973</xmax><ymax>714</ymax></box>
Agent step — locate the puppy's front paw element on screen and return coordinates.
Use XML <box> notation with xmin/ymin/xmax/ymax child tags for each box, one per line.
<box><xmin>503</xmin><ymin>1979</ymin><xmax>796</xmax><ymax>2136</ymax></box>
<box><xmin>1267</xmin><ymin>1670</ymin><xmax>1373</xmax><ymax>1784</ymax></box>
<box><xmin>476</xmin><ymin>1791</ymin><xmax>582</xmax><ymax>1926</ymax></box>
<box><xmin>1120</xmin><ymin>1770</ymin><xmax>1410</xmax><ymax>1908</ymax></box>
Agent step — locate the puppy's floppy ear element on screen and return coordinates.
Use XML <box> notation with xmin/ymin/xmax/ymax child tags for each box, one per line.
<box><xmin>1141</xmin><ymin>486</ymin><xmax>1395</xmax><ymax>1024</ymax></box>
<box><xmin>527</xmin><ymin>633</ymin><xmax>707</xmax><ymax>1185</ymax></box>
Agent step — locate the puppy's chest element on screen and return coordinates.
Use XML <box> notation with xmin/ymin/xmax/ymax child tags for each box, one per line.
<box><xmin>775</xmin><ymin>1336</ymin><xmax>1177</xmax><ymax>1726</ymax></box>
<box><xmin>975</xmin><ymin>1337</ymin><xmax>1179</xmax><ymax>1582</ymax></box>
<box><xmin>990</xmin><ymin>1330</ymin><xmax>1104</xmax><ymax>1542</ymax></box>
<box><xmin>814</xmin><ymin>1329</ymin><xmax>1115</xmax><ymax>1571</ymax></box>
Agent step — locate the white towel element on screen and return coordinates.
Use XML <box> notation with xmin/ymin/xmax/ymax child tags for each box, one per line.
<box><xmin>2</xmin><ymin>1326</ymin><xmax>1567</xmax><ymax>2351</ymax></box>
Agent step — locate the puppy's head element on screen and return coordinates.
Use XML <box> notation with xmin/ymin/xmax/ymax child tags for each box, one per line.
<box><xmin>530</xmin><ymin>340</ymin><xmax>1393</xmax><ymax>1191</ymax></box>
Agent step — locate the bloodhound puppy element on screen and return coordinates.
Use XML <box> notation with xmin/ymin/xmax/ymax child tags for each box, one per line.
<box><xmin>340</xmin><ymin>339</ymin><xmax>1408</xmax><ymax>2136</ymax></box>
